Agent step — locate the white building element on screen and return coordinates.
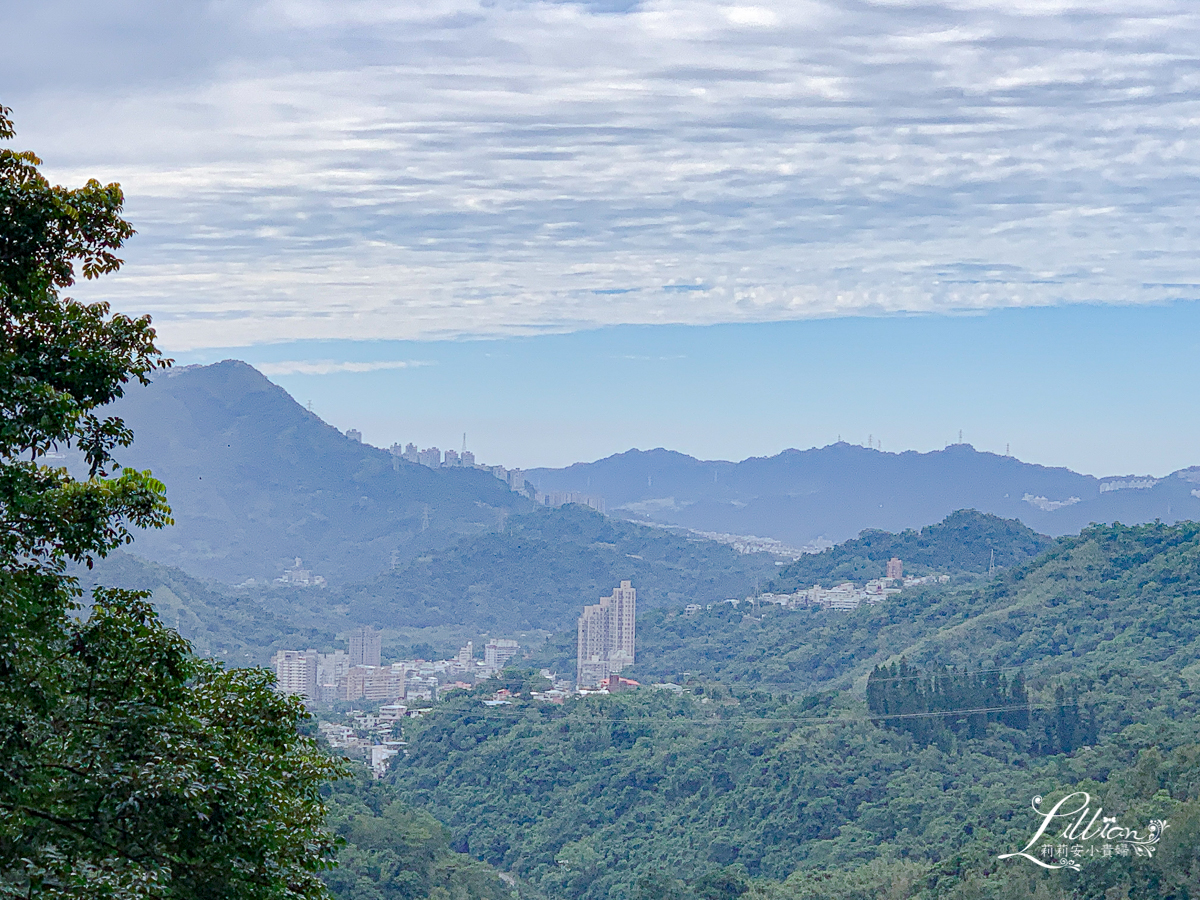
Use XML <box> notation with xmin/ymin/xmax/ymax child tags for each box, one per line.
<box><xmin>577</xmin><ymin>581</ymin><xmax>636</xmax><ymax>687</ymax></box>
<box><xmin>272</xmin><ymin>649</ymin><xmax>318</xmax><ymax>700</ymax></box>
<box><xmin>485</xmin><ymin>639</ymin><xmax>520</xmax><ymax>670</ymax></box>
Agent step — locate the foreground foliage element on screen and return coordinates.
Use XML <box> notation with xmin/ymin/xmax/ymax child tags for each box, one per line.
<box><xmin>0</xmin><ymin>105</ymin><xmax>341</xmax><ymax>899</ymax></box>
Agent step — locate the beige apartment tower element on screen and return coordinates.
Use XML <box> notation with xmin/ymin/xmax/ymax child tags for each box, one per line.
<box><xmin>577</xmin><ymin>580</ymin><xmax>636</xmax><ymax>687</ymax></box>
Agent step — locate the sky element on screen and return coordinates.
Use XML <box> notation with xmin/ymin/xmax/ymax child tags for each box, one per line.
<box><xmin>4</xmin><ymin>0</ymin><xmax>1200</xmax><ymax>473</ymax></box>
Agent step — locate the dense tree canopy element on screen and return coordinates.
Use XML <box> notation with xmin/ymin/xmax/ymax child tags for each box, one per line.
<box><xmin>0</xmin><ymin>104</ymin><xmax>342</xmax><ymax>900</ymax></box>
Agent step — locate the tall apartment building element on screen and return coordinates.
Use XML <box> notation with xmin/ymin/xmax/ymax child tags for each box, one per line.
<box><xmin>485</xmin><ymin>639</ymin><xmax>520</xmax><ymax>670</ymax></box>
<box><xmin>886</xmin><ymin>557</ymin><xmax>903</xmax><ymax>580</ymax></box>
<box><xmin>349</xmin><ymin>626</ymin><xmax>382</xmax><ymax>668</ymax></box>
<box><xmin>272</xmin><ymin>649</ymin><xmax>319</xmax><ymax>700</ymax></box>
<box><xmin>576</xmin><ymin>581</ymin><xmax>636</xmax><ymax>687</ymax></box>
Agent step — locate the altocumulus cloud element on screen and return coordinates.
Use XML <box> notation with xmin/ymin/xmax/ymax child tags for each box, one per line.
<box><xmin>4</xmin><ymin>0</ymin><xmax>1200</xmax><ymax>349</ymax></box>
<box><xmin>253</xmin><ymin>359</ymin><xmax>431</xmax><ymax>376</ymax></box>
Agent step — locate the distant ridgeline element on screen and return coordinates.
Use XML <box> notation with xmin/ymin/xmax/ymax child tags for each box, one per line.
<box><xmin>768</xmin><ymin>509</ymin><xmax>1051</xmax><ymax>592</ymax></box>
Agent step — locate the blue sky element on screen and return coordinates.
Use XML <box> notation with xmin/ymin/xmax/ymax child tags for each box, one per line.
<box><xmin>3</xmin><ymin>0</ymin><xmax>1199</xmax><ymax>473</ymax></box>
<box><xmin>179</xmin><ymin>303</ymin><xmax>1200</xmax><ymax>475</ymax></box>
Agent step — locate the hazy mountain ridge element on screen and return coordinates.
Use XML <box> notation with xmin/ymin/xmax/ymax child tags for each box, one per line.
<box><xmin>99</xmin><ymin>360</ymin><xmax>531</xmax><ymax>585</ymax></box>
<box><xmin>528</xmin><ymin>444</ymin><xmax>1200</xmax><ymax>546</ymax></box>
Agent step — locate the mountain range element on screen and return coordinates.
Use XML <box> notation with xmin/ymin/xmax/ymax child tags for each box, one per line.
<box><xmin>528</xmin><ymin>444</ymin><xmax>1200</xmax><ymax>548</ymax></box>
<box><xmin>88</xmin><ymin>360</ymin><xmax>1200</xmax><ymax>594</ymax></box>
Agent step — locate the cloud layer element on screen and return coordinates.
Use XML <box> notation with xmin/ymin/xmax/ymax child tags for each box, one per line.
<box><xmin>5</xmin><ymin>0</ymin><xmax>1200</xmax><ymax>348</ymax></box>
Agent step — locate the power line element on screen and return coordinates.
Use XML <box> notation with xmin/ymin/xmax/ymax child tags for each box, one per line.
<box><xmin>405</xmin><ymin>698</ymin><xmax>1102</xmax><ymax>731</ymax></box>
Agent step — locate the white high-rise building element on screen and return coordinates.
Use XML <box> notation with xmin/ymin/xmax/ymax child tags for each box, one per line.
<box><xmin>272</xmin><ymin>649</ymin><xmax>318</xmax><ymax>699</ymax></box>
<box><xmin>576</xmin><ymin>581</ymin><xmax>636</xmax><ymax>687</ymax></box>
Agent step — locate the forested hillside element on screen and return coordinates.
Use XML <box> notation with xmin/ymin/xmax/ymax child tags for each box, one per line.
<box><xmin>390</xmin><ymin>521</ymin><xmax>1200</xmax><ymax>900</ymax></box>
<box><xmin>98</xmin><ymin>360</ymin><xmax>532</xmax><ymax>585</ymax></box>
<box><xmin>322</xmin><ymin>773</ymin><xmax>525</xmax><ymax>900</ymax></box>
<box><xmin>72</xmin><ymin>552</ymin><xmax>333</xmax><ymax>665</ymax></box>
<box><xmin>332</xmin><ymin>504</ymin><xmax>777</xmax><ymax>633</ymax></box>
<box><xmin>767</xmin><ymin>509</ymin><xmax>1051</xmax><ymax>590</ymax></box>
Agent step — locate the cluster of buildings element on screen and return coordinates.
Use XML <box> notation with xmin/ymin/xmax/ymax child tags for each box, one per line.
<box><xmin>691</xmin><ymin>530</ymin><xmax>811</xmax><ymax>559</ymax></box>
<box><xmin>274</xmin><ymin>557</ymin><xmax>326</xmax><ymax>588</ymax></box>
<box><xmin>390</xmin><ymin>442</ymin><xmax>479</xmax><ymax>471</ymax></box>
<box><xmin>272</xmin><ymin>627</ymin><xmax>524</xmax><ymax>704</ymax></box>
<box><xmin>682</xmin><ymin>559</ymin><xmax>950</xmax><ymax>615</ymax></box>
<box><xmin>352</xmin><ymin>431</ymin><xmax>608</xmax><ymax>512</ymax></box>
<box><xmin>577</xmin><ymin>580</ymin><xmax>637</xmax><ymax>687</ymax></box>
<box><xmin>385</xmin><ymin>441</ymin><xmax>529</xmax><ymax>492</ymax></box>
<box><xmin>319</xmin><ymin>707</ymin><xmax>408</xmax><ymax>777</ymax></box>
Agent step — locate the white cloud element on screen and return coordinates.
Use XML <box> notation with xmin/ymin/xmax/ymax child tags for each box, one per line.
<box><xmin>4</xmin><ymin>0</ymin><xmax>1200</xmax><ymax>348</ymax></box>
<box><xmin>254</xmin><ymin>359</ymin><xmax>431</xmax><ymax>375</ymax></box>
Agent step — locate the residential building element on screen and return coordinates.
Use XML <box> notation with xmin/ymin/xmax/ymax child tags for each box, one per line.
<box><xmin>456</xmin><ymin>641</ymin><xmax>474</xmax><ymax>668</ymax></box>
<box><xmin>371</xmin><ymin>744</ymin><xmax>401</xmax><ymax>778</ymax></box>
<box><xmin>344</xmin><ymin>665</ymin><xmax>405</xmax><ymax>702</ymax></box>
<box><xmin>317</xmin><ymin>650</ymin><xmax>350</xmax><ymax>698</ymax></box>
<box><xmin>576</xmin><ymin>581</ymin><xmax>636</xmax><ymax>687</ymax></box>
<box><xmin>272</xmin><ymin>649</ymin><xmax>318</xmax><ymax>700</ymax></box>
<box><xmin>417</xmin><ymin>447</ymin><xmax>442</xmax><ymax>467</ymax></box>
<box><xmin>444</xmin><ymin>448</ymin><xmax>460</xmax><ymax>466</ymax></box>
<box><xmin>887</xmin><ymin>557</ymin><xmax>903</xmax><ymax>579</ymax></box>
<box><xmin>485</xmin><ymin>639</ymin><xmax>520</xmax><ymax>670</ymax></box>
<box><xmin>349</xmin><ymin>626</ymin><xmax>382</xmax><ymax>668</ymax></box>
<box><xmin>508</xmin><ymin>468</ymin><xmax>525</xmax><ymax>491</ymax></box>
<box><xmin>346</xmin><ymin>428</ymin><xmax>362</xmax><ymax>443</ymax></box>
<box><xmin>461</xmin><ymin>450</ymin><xmax>476</xmax><ymax>467</ymax></box>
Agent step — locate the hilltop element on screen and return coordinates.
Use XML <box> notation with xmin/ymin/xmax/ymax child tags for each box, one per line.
<box><xmin>767</xmin><ymin>508</ymin><xmax>1052</xmax><ymax>591</ymax></box>
<box><xmin>528</xmin><ymin>444</ymin><xmax>1200</xmax><ymax>546</ymax></box>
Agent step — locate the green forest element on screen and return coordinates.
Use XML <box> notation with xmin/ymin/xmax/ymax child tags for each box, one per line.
<box><xmin>332</xmin><ymin>504</ymin><xmax>778</xmax><ymax>633</ymax></box>
<box><xmin>371</xmin><ymin>520</ymin><xmax>1200</xmax><ymax>900</ymax></box>
<box><xmin>768</xmin><ymin>509</ymin><xmax>1052</xmax><ymax>591</ymax></box>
